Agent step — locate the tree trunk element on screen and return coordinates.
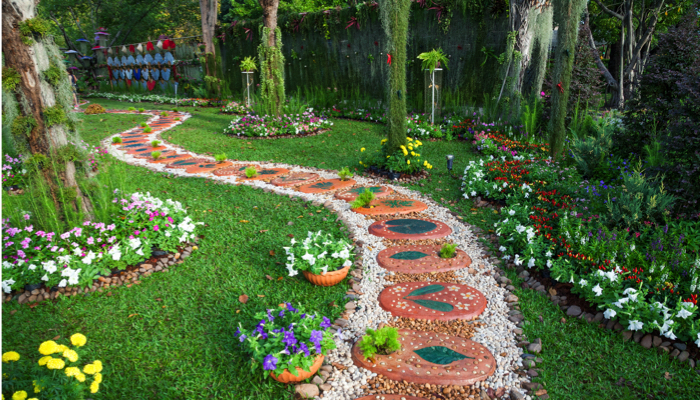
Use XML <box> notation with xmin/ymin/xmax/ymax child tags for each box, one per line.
<box><xmin>260</xmin><ymin>0</ymin><xmax>278</xmax><ymax>47</ymax></box>
<box><xmin>200</xmin><ymin>0</ymin><xmax>218</xmax><ymax>55</ymax></box>
<box><xmin>2</xmin><ymin>0</ymin><xmax>94</xmax><ymax>218</ymax></box>
<box><xmin>258</xmin><ymin>0</ymin><xmax>285</xmax><ymax>116</ymax></box>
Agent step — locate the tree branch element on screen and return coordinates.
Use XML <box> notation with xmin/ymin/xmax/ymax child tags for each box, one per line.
<box><xmin>48</xmin><ymin>11</ymin><xmax>78</xmax><ymax>52</ymax></box>
<box><xmin>593</xmin><ymin>0</ymin><xmax>623</xmax><ymax>20</ymax></box>
<box><xmin>68</xmin><ymin>7</ymin><xmax>90</xmax><ymax>41</ymax></box>
<box><xmin>117</xmin><ymin>2</ymin><xmax>161</xmax><ymax>45</ymax></box>
<box><xmin>585</xmin><ymin>11</ymin><xmax>619</xmax><ymax>89</ymax></box>
<box><xmin>623</xmin><ymin>0</ymin><xmax>664</xmax><ymax>77</ymax></box>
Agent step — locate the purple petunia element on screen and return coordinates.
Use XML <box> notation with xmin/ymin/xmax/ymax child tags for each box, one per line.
<box><xmin>267</xmin><ymin>309</ymin><xmax>275</xmax><ymax>323</ymax></box>
<box><xmin>286</xmin><ymin>303</ymin><xmax>298</xmax><ymax>313</ymax></box>
<box><xmin>309</xmin><ymin>330</ymin><xmax>323</xmax><ymax>353</ymax></box>
<box><xmin>263</xmin><ymin>354</ymin><xmax>278</xmax><ymax>370</ymax></box>
<box><xmin>282</xmin><ymin>330</ymin><xmax>297</xmax><ymax>347</ymax></box>
<box><xmin>320</xmin><ymin>316</ymin><xmax>332</xmax><ymax>329</ymax></box>
<box><xmin>298</xmin><ymin>342</ymin><xmax>310</xmax><ymax>357</ymax></box>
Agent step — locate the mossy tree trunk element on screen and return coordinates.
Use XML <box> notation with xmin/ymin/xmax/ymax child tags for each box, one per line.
<box><xmin>258</xmin><ymin>0</ymin><xmax>285</xmax><ymax>116</ymax></box>
<box><xmin>2</xmin><ymin>0</ymin><xmax>94</xmax><ymax>219</ymax></box>
<box><xmin>548</xmin><ymin>0</ymin><xmax>587</xmax><ymax>160</ymax></box>
<box><xmin>380</xmin><ymin>0</ymin><xmax>410</xmax><ymax>152</ymax></box>
<box><xmin>200</xmin><ymin>0</ymin><xmax>220</xmax><ymax>96</ymax></box>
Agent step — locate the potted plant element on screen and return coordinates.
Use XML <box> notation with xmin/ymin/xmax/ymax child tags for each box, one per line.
<box><xmin>283</xmin><ymin>231</ymin><xmax>354</xmax><ymax>286</ymax></box>
<box><xmin>235</xmin><ymin>303</ymin><xmax>337</xmax><ymax>383</ymax></box>
<box><xmin>417</xmin><ymin>48</ymin><xmax>448</xmax><ymax>125</ymax></box>
<box><xmin>358</xmin><ymin>326</ymin><xmax>401</xmax><ymax>362</ymax></box>
<box><xmin>240</xmin><ymin>56</ymin><xmax>257</xmax><ymax>107</ymax></box>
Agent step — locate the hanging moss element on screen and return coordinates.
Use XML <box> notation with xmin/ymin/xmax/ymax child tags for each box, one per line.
<box><xmin>11</xmin><ymin>115</ymin><xmax>37</xmax><ymax>137</ymax></box>
<box><xmin>43</xmin><ymin>105</ymin><xmax>67</xmax><ymax>128</ymax></box>
<box><xmin>19</xmin><ymin>18</ymin><xmax>51</xmax><ymax>37</ymax></box>
<box><xmin>257</xmin><ymin>27</ymin><xmax>286</xmax><ymax>116</ymax></box>
<box><xmin>524</xmin><ymin>7</ymin><xmax>553</xmax><ymax>98</ymax></box>
<box><xmin>42</xmin><ymin>61</ymin><xmax>67</xmax><ymax>87</ymax></box>
<box><xmin>43</xmin><ymin>38</ymin><xmax>81</xmax><ymax>133</ymax></box>
<box><xmin>2</xmin><ymin>67</ymin><xmax>21</xmax><ymax>92</ymax></box>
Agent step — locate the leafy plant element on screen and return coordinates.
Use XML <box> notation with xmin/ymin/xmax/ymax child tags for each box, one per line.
<box><xmin>151</xmin><ymin>151</ymin><xmax>162</xmax><ymax>160</ymax></box>
<box><xmin>143</xmin><ymin>127</ymin><xmax>152</xmax><ymax>133</ymax></box>
<box><xmin>338</xmin><ymin>166</ymin><xmax>353</xmax><ymax>181</ymax></box>
<box><xmin>570</xmin><ymin>117</ymin><xmax>614</xmax><ymax>178</ymax></box>
<box><xmin>240</xmin><ymin>56</ymin><xmax>258</xmax><ymax>72</ymax></box>
<box><xmin>174</xmin><ymin>117</ymin><xmax>180</xmax><ymax>121</ymax></box>
<box><xmin>2</xmin><ymin>67</ymin><xmax>21</xmax><ymax>92</ymax></box>
<box><xmin>283</xmin><ymin>231</ymin><xmax>354</xmax><ymax>276</ymax></box>
<box><xmin>417</xmin><ymin>48</ymin><xmax>449</xmax><ymax>73</ymax></box>
<box><xmin>358</xmin><ymin>326</ymin><xmax>401</xmax><ymax>361</ymax></box>
<box><xmin>244</xmin><ymin>166</ymin><xmax>258</xmax><ymax>178</ymax></box>
<box><xmin>160</xmin><ymin>111</ymin><xmax>168</xmax><ymax>117</ymax></box>
<box><xmin>43</xmin><ymin>105</ymin><xmax>67</xmax><ymax>127</ymax></box>
<box><xmin>127</xmin><ymin>107</ymin><xmax>136</xmax><ymax>111</ymax></box>
<box><xmin>439</xmin><ymin>243</ymin><xmax>458</xmax><ymax>258</ymax></box>
<box><xmin>140</xmin><ymin>123</ymin><xmax>148</xmax><ymax>128</ymax></box>
<box><xmin>18</xmin><ymin>17</ymin><xmax>50</xmax><ymax>38</ymax></box>
<box><xmin>138</xmin><ymin>108</ymin><xmax>145</xmax><ymax>113</ymax></box>
<box><xmin>172</xmin><ymin>108</ymin><xmax>178</xmax><ymax>112</ymax></box>
<box><xmin>41</xmin><ymin>62</ymin><xmax>66</xmax><ymax>87</ymax></box>
<box><xmin>151</xmin><ymin>140</ymin><xmax>161</xmax><ymax>148</ymax></box>
<box><xmin>350</xmin><ymin>188</ymin><xmax>375</xmax><ymax>209</ymax></box>
<box><xmin>214</xmin><ymin>153</ymin><xmax>227</xmax><ymax>163</ymax></box>
<box><xmin>111</xmin><ymin>137</ymin><xmax>122</xmax><ymax>144</ymax></box>
<box><xmin>10</xmin><ymin>115</ymin><xmax>37</xmax><ymax>137</ymax></box>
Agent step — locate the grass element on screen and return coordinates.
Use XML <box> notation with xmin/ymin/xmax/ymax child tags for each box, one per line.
<box><xmin>10</xmin><ymin>99</ymin><xmax>693</xmax><ymax>399</ymax></box>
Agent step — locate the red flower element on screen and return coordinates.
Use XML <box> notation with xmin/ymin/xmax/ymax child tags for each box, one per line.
<box><xmin>387</xmin><ymin>54</ymin><xmax>392</xmax><ymax>65</ymax></box>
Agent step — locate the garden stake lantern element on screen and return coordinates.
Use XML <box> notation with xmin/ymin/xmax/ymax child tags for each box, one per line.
<box><xmin>446</xmin><ymin>154</ymin><xmax>454</xmax><ymax>172</ymax></box>
<box><xmin>76</xmin><ymin>38</ymin><xmax>89</xmax><ymax>54</ymax></box>
<box><xmin>425</xmin><ymin>67</ymin><xmax>443</xmax><ymax>125</ymax></box>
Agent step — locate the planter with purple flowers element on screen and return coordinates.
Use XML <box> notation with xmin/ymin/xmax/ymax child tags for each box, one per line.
<box><xmin>235</xmin><ymin>303</ymin><xmax>339</xmax><ymax>383</ymax></box>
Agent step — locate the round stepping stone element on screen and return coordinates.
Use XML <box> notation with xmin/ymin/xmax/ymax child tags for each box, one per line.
<box><xmin>212</xmin><ymin>164</ymin><xmax>261</xmax><ymax>177</ymax></box>
<box><xmin>114</xmin><ymin>138</ymin><xmax>147</xmax><ymax>146</ymax></box>
<box><xmin>185</xmin><ymin>161</ymin><xmax>234</xmax><ymax>174</ymax></box>
<box><xmin>165</xmin><ymin>158</ymin><xmax>211</xmax><ymax>169</ymax></box>
<box><xmin>240</xmin><ymin>168</ymin><xmax>290</xmax><ymax>181</ymax></box>
<box><xmin>376</xmin><ymin>245</ymin><xmax>471</xmax><ymax>274</ymax></box>
<box><xmin>351</xmin><ymin>329</ymin><xmax>496</xmax><ymax>386</ymax></box>
<box><xmin>355</xmin><ymin>396</ymin><xmax>427</xmax><ymax>400</ymax></box>
<box><xmin>352</xmin><ymin>199</ymin><xmax>428</xmax><ymax>216</ymax></box>
<box><xmin>135</xmin><ymin>149</ymin><xmax>177</xmax><ymax>160</ymax></box>
<box><xmin>271</xmin><ymin>172</ymin><xmax>320</xmax><ymax>187</ymax></box>
<box><xmin>297</xmin><ymin>178</ymin><xmax>356</xmax><ymax>194</ymax></box>
<box><xmin>379</xmin><ymin>282</ymin><xmax>487</xmax><ymax>321</ymax></box>
<box><xmin>335</xmin><ymin>186</ymin><xmax>393</xmax><ymax>201</ymax></box>
<box><xmin>151</xmin><ymin>154</ymin><xmax>193</xmax><ymax>164</ymax></box>
<box><xmin>368</xmin><ymin>219</ymin><xmax>451</xmax><ymax>240</ymax></box>
<box><xmin>125</xmin><ymin>145</ymin><xmax>168</xmax><ymax>156</ymax></box>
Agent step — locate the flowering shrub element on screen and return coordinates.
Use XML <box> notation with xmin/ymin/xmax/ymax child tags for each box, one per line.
<box><xmin>83</xmin><ymin>92</ymin><xmax>222</xmax><ymax>107</ymax></box>
<box><xmin>235</xmin><ymin>303</ymin><xmax>338</xmax><ymax>378</ymax></box>
<box><xmin>325</xmin><ymin>106</ymin><xmax>452</xmax><ymax>139</ymax></box>
<box><xmin>359</xmin><ymin>137</ymin><xmax>432</xmax><ymax>174</ymax></box>
<box><xmin>220</xmin><ymin>101</ymin><xmax>249</xmax><ymax>114</ymax></box>
<box><xmin>462</xmin><ymin>138</ymin><xmax>700</xmax><ymax>342</ymax></box>
<box><xmin>2</xmin><ymin>154</ymin><xmax>26</xmax><ymax>188</ymax></box>
<box><xmin>406</xmin><ymin>114</ymin><xmax>447</xmax><ymax>139</ymax></box>
<box><xmin>1</xmin><ymin>192</ymin><xmax>202</xmax><ymax>293</ymax></box>
<box><xmin>283</xmin><ymin>231</ymin><xmax>353</xmax><ymax>276</ymax></box>
<box><xmin>222</xmin><ymin>110</ymin><xmax>333</xmax><ymax>137</ymax></box>
<box><xmin>2</xmin><ymin>333</ymin><xmax>105</xmax><ymax>398</ymax></box>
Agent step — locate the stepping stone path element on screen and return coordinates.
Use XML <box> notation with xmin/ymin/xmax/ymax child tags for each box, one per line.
<box><xmin>335</xmin><ymin>186</ymin><xmax>393</xmax><ymax>201</ymax></box>
<box><xmin>368</xmin><ymin>218</ymin><xmax>452</xmax><ymax>240</ymax></box>
<box><xmin>376</xmin><ymin>244</ymin><xmax>471</xmax><ymax>274</ymax></box>
<box><xmin>99</xmin><ymin>108</ymin><xmax>524</xmax><ymax>400</ymax></box>
<box><xmin>352</xmin><ymin>199</ymin><xmax>428</xmax><ymax>216</ymax></box>
<box><xmin>297</xmin><ymin>178</ymin><xmax>356</xmax><ymax>194</ymax></box>
<box><xmin>351</xmin><ymin>329</ymin><xmax>496</xmax><ymax>386</ymax></box>
<box><xmin>379</xmin><ymin>282</ymin><xmax>487</xmax><ymax>321</ymax></box>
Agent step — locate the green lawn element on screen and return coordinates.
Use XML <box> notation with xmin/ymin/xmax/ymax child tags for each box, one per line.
<box><xmin>11</xmin><ymin>100</ymin><xmax>692</xmax><ymax>399</ymax></box>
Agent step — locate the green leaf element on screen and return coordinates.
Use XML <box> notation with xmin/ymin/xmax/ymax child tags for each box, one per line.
<box><xmin>389</xmin><ymin>251</ymin><xmax>429</xmax><ymax>260</ymax></box>
<box><xmin>349</xmin><ymin>186</ymin><xmax>382</xmax><ymax>194</ymax></box>
<box><xmin>410</xmin><ymin>299</ymin><xmax>454</xmax><ymax>312</ymax></box>
<box><xmin>414</xmin><ymin>346</ymin><xmax>473</xmax><ymax>365</ymax></box>
<box><xmin>405</xmin><ymin>284</ymin><xmax>444</xmax><ymax>297</ymax></box>
<box><xmin>385</xmin><ymin>219</ymin><xmax>437</xmax><ymax>234</ymax></box>
<box><xmin>259</xmin><ymin>169</ymin><xmax>279</xmax><ymax>175</ymax></box>
<box><xmin>381</xmin><ymin>200</ymin><xmax>414</xmax><ymax>208</ymax></box>
<box><xmin>310</xmin><ymin>181</ymin><xmax>334</xmax><ymax>190</ymax></box>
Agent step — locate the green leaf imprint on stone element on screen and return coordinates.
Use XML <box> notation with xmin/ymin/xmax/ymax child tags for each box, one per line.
<box><xmin>199</xmin><ymin>164</ymin><xmax>216</xmax><ymax>168</ymax></box>
<box><xmin>405</xmin><ymin>284</ymin><xmax>444</xmax><ymax>297</ymax></box>
<box><xmin>390</xmin><ymin>251</ymin><xmax>429</xmax><ymax>260</ymax></box>
<box><xmin>414</xmin><ymin>346</ymin><xmax>474</xmax><ymax>365</ymax></box>
<box><xmin>385</xmin><ymin>219</ymin><xmax>437</xmax><ymax>234</ymax></box>
<box><xmin>259</xmin><ymin>169</ymin><xmax>279</xmax><ymax>175</ymax></box>
<box><xmin>310</xmin><ymin>181</ymin><xmax>334</xmax><ymax>190</ymax></box>
<box><xmin>411</xmin><ymin>299</ymin><xmax>454</xmax><ymax>312</ymax></box>
<box><xmin>349</xmin><ymin>186</ymin><xmax>382</xmax><ymax>194</ymax></box>
<box><xmin>382</xmin><ymin>200</ymin><xmax>414</xmax><ymax>208</ymax></box>
<box><xmin>171</xmin><ymin>160</ymin><xmax>197</xmax><ymax>166</ymax></box>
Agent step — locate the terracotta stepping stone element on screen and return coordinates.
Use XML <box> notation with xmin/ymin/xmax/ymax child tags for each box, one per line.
<box><xmin>353</xmin><ymin>199</ymin><xmax>428</xmax><ymax>216</ymax></box>
<box><xmin>336</xmin><ymin>186</ymin><xmax>393</xmax><ymax>201</ymax></box>
<box><xmin>351</xmin><ymin>329</ymin><xmax>495</xmax><ymax>386</ymax></box>
<box><xmin>114</xmin><ymin>138</ymin><xmax>148</xmax><ymax>146</ymax></box>
<box><xmin>239</xmin><ymin>168</ymin><xmax>290</xmax><ymax>181</ymax></box>
<box><xmin>297</xmin><ymin>178</ymin><xmax>356</xmax><ymax>194</ymax></box>
<box><xmin>126</xmin><ymin>145</ymin><xmax>168</xmax><ymax>156</ymax></box>
<box><xmin>212</xmin><ymin>164</ymin><xmax>261</xmax><ymax>177</ymax></box>
<box><xmin>135</xmin><ymin>149</ymin><xmax>177</xmax><ymax>160</ymax></box>
<box><xmin>165</xmin><ymin>158</ymin><xmax>211</xmax><ymax>169</ymax></box>
<box><xmin>379</xmin><ymin>282</ymin><xmax>487</xmax><ymax>321</ymax></box>
<box><xmin>355</xmin><ymin>396</ymin><xmax>427</xmax><ymax>400</ymax></box>
<box><xmin>184</xmin><ymin>161</ymin><xmax>234</xmax><ymax>174</ymax></box>
<box><xmin>376</xmin><ymin>245</ymin><xmax>471</xmax><ymax>274</ymax></box>
<box><xmin>150</xmin><ymin>154</ymin><xmax>193</xmax><ymax>164</ymax></box>
<box><xmin>271</xmin><ymin>172</ymin><xmax>320</xmax><ymax>187</ymax></box>
<box><xmin>368</xmin><ymin>219</ymin><xmax>451</xmax><ymax>240</ymax></box>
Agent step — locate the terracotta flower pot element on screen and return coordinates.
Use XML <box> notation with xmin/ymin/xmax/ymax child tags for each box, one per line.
<box><xmin>302</xmin><ymin>266</ymin><xmax>350</xmax><ymax>287</ymax></box>
<box><xmin>270</xmin><ymin>354</ymin><xmax>324</xmax><ymax>383</ymax></box>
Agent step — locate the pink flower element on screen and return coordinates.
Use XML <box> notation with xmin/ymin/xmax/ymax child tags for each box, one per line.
<box><xmin>87</xmin><ymin>237</ymin><xmax>94</xmax><ymax>245</ymax></box>
<box><xmin>23</xmin><ymin>214</ymin><xmax>30</xmax><ymax>220</ymax></box>
<box><xmin>167</xmin><ymin>217</ymin><xmax>173</xmax><ymax>223</ymax></box>
<box><xmin>153</xmin><ymin>225</ymin><xmax>159</xmax><ymax>231</ymax></box>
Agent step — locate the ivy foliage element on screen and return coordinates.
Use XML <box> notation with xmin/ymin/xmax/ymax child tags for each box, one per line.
<box><xmin>11</xmin><ymin>115</ymin><xmax>37</xmax><ymax>137</ymax></box>
<box><xmin>42</xmin><ymin>61</ymin><xmax>67</xmax><ymax>87</ymax></box>
<box><xmin>2</xmin><ymin>67</ymin><xmax>21</xmax><ymax>92</ymax></box>
<box><xmin>43</xmin><ymin>105</ymin><xmax>68</xmax><ymax>127</ymax></box>
<box><xmin>257</xmin><ymin>27</ymin><xmax>286</xmax><ymax>117</ymax></box>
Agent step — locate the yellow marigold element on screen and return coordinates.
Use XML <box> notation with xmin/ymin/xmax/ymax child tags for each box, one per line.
<box><xmin>90</xmin><ymin>381</ymin><xmax>100</xmax><ymax>394</ymax></box>
<box><xmin>2</xmin><ymin>351</ymin><xmax>20</xmax><ymax>363</ymax></box>
<box><xmin>37</xmin><ymin>356</ymin><xmax>51</xmax><ymax>366</ymax></box>
<box><xmin>55</xmin><ymin>345</ymin><xmax>69</xmax><ymax>353</ymax></box>
<box><xmin>408</xmin><ymin>146</ymin><xmax>413</xmax><ymax>151</ymax></box>
<box><xmin>11</xmin><ymin>391</ymin><xmax>27</xmax><ymax>400</ymax></box>
<box><xmin>65</xmin><ymin>366</ymin><xmax>81</xmax><ymax>377</ymax></box>
<box><xmin>38</xmin><ymin>341</ymin><xmax>59</xmax><ymax>356</ymax></box>
<box><xmin>75</xmin><ymin>373</ymin><xmax>86</xmax><ymax>383</ymax></box>
<box><xmin>360</xmin><ymin>147</ymin><xmax>365</xmax><ymax>152</ymax></box>
<box><xmin>411</xmin><ymin>152</ymin><xmax>415</xmax><ymax>156</ymax></box>
<box><xmin>402</xmin><ymin>150</ymin><xmax>408</xmax><ymax>156</ymax></box>
<box><xmin>62</xmin><ymin>349</ymin><xmax>78</xmax><ymax>363</ymax></box>
<box><xmin>70</xmin><ymin>333</ymin><xmax>87</xmax><ymax>347</ymax></box>
<box><xmin>32</xmin><ymin>380</ymin><xmax>41</xmax><ymax>393</ymax></box>
<box><xmin>28</xmin><ymin>398</ymin><xmax>38</xmax><ymax>400</ymax></box>
<box><xmin>381</xmin><ymin>138</ymin><xmax>388</xmax><ymax>144</ymax></box>
<box><xmin>83</xmin><ymin>364</ymin><xmax>97</xmax><ymax>375</ymax></box>
<box><xmin>46</xmin><ymin>358</ymin><xmax>65</xmax><ymax>370</ymax></box>
<box><xmin>423</xmin><ymin>160</ymin><xmax>428</xmax><ymax>166</ymax></box>
<box><xmin>92</xmin><ymin>360</ymin><xmax>103</xmax><ymax>373</ymax></box>
<box><xmin>93</xmin><ymin>372</ymin><xmax>103</xmax><ymax>384</ymax></box>
<box><xmin>407</xmin><ymin>160</ymin><xmax>410</xmax><ymax>165</ymax></box>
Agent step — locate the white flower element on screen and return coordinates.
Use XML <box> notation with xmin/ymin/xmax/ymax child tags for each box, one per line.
<box><xmin>515</xmin><ymin>225</ymin><xmax>526</xmax><ymax>234</ymax></box>
<box><xmin>57</xmin><ymin>255</ymin><xmax>72</xmax><ymax>265</ymax></box>
<box><xmin>2</xmin><ymin>279</ymin><xmax>16</xmax><ymax>293</ymax></box>
<box><xmin>677</xmin><ymin>308</ymin><xmax>693</xmax><ymax>319</ymax></box>
<box><xmin>81</xmin><ymin>251</ymin><xmax>96</xmax><ymax>265</ymax></box>
<box><xmin>528</xmin><ymin>258</ymin><xmax>536</xmax><ymax>268</ymax></box>
<box><xmin>338</xmin><ymin>249</ymin><xmax>350</xmax><ymax>259</ymax></box>
<box><xmin>508</xmin><ymin>210</ymin><xmax>516</xmax><ymax>216</ymax></box>
<box><xmin>502</xmin><ymin>255</ymin><xmax>511</xmax><ymax>260</ymax></box>
<box><xmin>286</xmin><ymin>264</ymin><xmax>298</xmax><ymax>277</ymax></box>
<box><xmin>42</xmin><ymin>260</ymin><xmax>57</xmax><ymax>274</ymax></box>
<box><xmin>58</xmin><ymin>279</ymin><xmax>68</xmax><ymax>288</ymax></box>
<box><xmin>579</xmin><ymin>279</ymin><xmax>588</xmax><ymax>287</ymax></box>
<box><xmin>301</xmin><ymin>253</ymin><xmax>316</xmax><ymax>266</ymax></box>
<box><xmin>546</xmin><ymin>259</ymin><xmax>553</xmax><ymax>268</ymax></box>
<box><xmin>128</xmin><ymin>238</ymin><xmax>142</xmax><ymax>250</ymax></box>
<box><xmin>514</xmin><ymin>254</ymin><xmax>522</xmax><ymax>266</ymax></box>
<box><xmin>136</xmin><ymin>247</ymin><xmax>144</xmax><ymax>256</ymax></box>
<box><xmin>108</xmin><ymin>245</ymin><xmax>122</xmax><ymax>261</ymax></box>
<box><xmin>343</xmin><ymin>259</ymin><xmax>352</xmax><ymax>267</ymax></box>
<box><xmin>290</xmin><ymin>238</ymin><xmax>296</xmax><ymax>245</ymax></box>
<box><xmin>604</xmin><ymin>309</ymin><xmax>616</xmax><ymax>319</ymax></box>
<box><xmin>663</xmin><ymin>329</ymin><xmax>676</xmax><ymax>340</ymax></box>
<box><xmin>471</xmin><ymin>191</ymin><xmax>476</xmax><ymax>197</ymax></box>
<box><xmin>592</xmin><ymin>284</ymin><xmax>603</xmax><ymax>296</ymax></box>
<box><xmin>630</xmin><ymin>244</ymin><xmax>636</xmax><ymax>251</ymax></box>
<box><xmin>696</xmin><ymin>333</ymin><xmax>700</xmax><ymax>347</ymax></box>
<box><xmin>41</xmin><ymin>274</ymin><xmax>49</xmax><ymax>281</ymax></box>
<box><xmin>499</xmin><ymin>246</ymin><xmax>507</xmax><ymax>252</ymax></box>
<box><xmin>628</xmin><ymin>320</ymin><xmax>643</xmax><ymax>331</ymax></box>
<box><xmin>545</xmin><ymin>250</ymin><xmax>552</xmax><ymax>258</ymax></box>
<box><xmin>623</xmin><ymin>288</ymin><xmax>637</xmax><ymax>295</ymax></box>
<box><xmin>28</xmin><ymin>264</ymin><xmax>37</xmax><ymax>270</ymax></box>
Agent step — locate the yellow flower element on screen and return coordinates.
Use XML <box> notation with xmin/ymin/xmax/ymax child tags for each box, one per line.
<box><xmin>402</xmin><ymin>150</ymin><xmax>408</xmax><ymax>156</ymax></box>
<box><xmin>406</xmin><ymin>137</ymin><xmax>412</xmax><ymax>141</ymax></box>
<box><xmin>93</xmin><ymin>360</ymin><xmax>103</xmax><ymax>373</ymax></box>
<box><xmin>424</xmin><ymin>160</ymin><xmax>428</xmax><ymax>166</ymax></box>
<box><xmin>70</xmin><ymin>333</ymin><xmax>87</xmax><ymax>347</ymax></box>
<box><xmin>360</xmin><ymin>147</ymin><xmax>365</xmax><ymax>152</ymax></box>
<box><xmin>411</xmin><ymin>151</ymin><xmax>415</xmax><ymax>156</ymax></box>
<box><xmin>407</xmin><ymin>160</ymin><xmax>410</xmax><ymax>165</ymax></box>
<box><xmin>37</xmin><ymin>356</ymin><xmax>51</xmax><ymax>366</ymax></box>
<box><xmin>75</xmin><ymin>373</ymin><xmax>86</xmax><ymax>383</ymax></box>
<box><xmin>408</xmin><ymin>146</ymin><xmax>413</xmax><ymax>151</ymax></box>
<box><xmin>33</xmin><ymin>380</ymin><xmax>41</xmax><ymax>393</ymax></box>
<box><xmin>65</xmin><ymin>367</ymin><xmax>81</xmax><ymax>377</ymax></box>
<box><xmin>38</xmin><ymin>341</ymin><xmax>59</xmax><ymax>355</ymax></box>
<box><xmin>12</xmin><ymin>391</ymin><xmax>27</xmax><ymax>400</ymax></box>
<box><xmin>62</xmin><ymin>349</ymin><xmax>78</xmax><ymax>363</ymax></box>
<box><xmin>46</xmin><ymin>358</ymin><xmax>65</xmax><ymax>370</ymax></box>
<box><xmin>83</xmin><ymin>363</ymin><xmax>97</xmax><ymax>375</ymax></box>
<box><xmin>387</xmin><ymin>155</ymin><xmax>390</xmax><ymax>158</ymax></box>
<box><xmin>2</xmin><ymin>351</ymin><xmax>20</xmax><ymax>363</ymax></box>
<box><xmin>381</xmin><ymin>138</ymin><xmax>388</xmax><ymax>144</ymax></box>
<box><xmin>94</xmin><ymin>372</ymin><xmax>103</xmax><ymax>384</ymax></box>
<box><xmin>90</xmin><ymin>381</ymin><xmax>100</xmax><ymax>394</ymax></box>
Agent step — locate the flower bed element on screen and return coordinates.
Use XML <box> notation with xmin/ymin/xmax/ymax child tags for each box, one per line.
<box><xmin>324</xmin><ymin>106</ymin><xmax>455</xmax><ymax>139</ymax></box>
<box><xmin>82</xmin><ymin>92</ymin><xmax>223</xmax><ymax>107</ymax></box>
<box><xmin>1</xmin><ymin>192</ymin><xmax>203</xmax><ymax>294</ymax></box>
<box><xmin>219</xmin><ymin>101</ymin><xmax>250</xmax><ymax>114</ymax></box>
<box><xmin>221</xmin><ymin>111</ymin><xmax>333</xmax><ymax>138</ymax></box>
<box><xmin>2</xmin><ymin>154</ymin><xmax>26</xmax><ymax>188</ymax></box>
<box><xmin>461</xmin><ymin>133</ymin><xmax>700</xmax><ymax>344</ymax></box>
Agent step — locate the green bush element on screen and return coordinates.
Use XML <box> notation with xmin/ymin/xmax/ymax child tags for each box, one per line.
<box><xmin>140</xmin><ymin>123</ymin><xmax>148</xmax><ymax>128</ymax></box>
<box><xmin>2</xmin><ymin>67</ymin><xmax>21</xmax><ymax>91</ymax></box>
<box><xmin>111</xmin><ymin>137</ymin><xmax>122</xmax><ymax>144</ymax></box>
<box><xmin>43</xmin><ymin>105</ymin><xmax>67</xmax><ymax>127</ymax></box>
<box><xmin>151</xmin><ymin>140</ymin><xmax>161</xmax><ymax>147</ymax></box>
<box><xmin>350</xmin><ymin>189</ymin><xmax>375</xmax><ymax>209</ymax></box>
<box><xmin>338</xmin><ymin>167</ymin><xmax>353</xmax><ymax>181</ymax></box>
<box><xmin>358</xmin><ymin>326</ymin><xmax>401</xmax><ymax>361</ymax></box>
<box><xmin>143</xmin><ymin>127</ymin><xmax>152</xmax><ymax>133</ymax></box>
<box><xmin>214</xmin><ymin>153</ymin><xmax>227</xmax><ymax>162</ymax></box>
<box><xmin>439</xmin><ymin>243</ymin><xmax>458</xmax><ymax>258</ymax></box>
<box><xmin>244</xmin><ymin>167</ymin><xmax>258</xmax><ymax>178</ymax></box>
<box><xmin>151</xmin><ymin>151</ymin><xmax>162</xmax><ymax>160</ymax></box>
<box><xmin>11</xmin><ymin>115</ymin><xmax>37</xmax><ymax>137</ymax></box>
<box><xmin>570</xmin><ymin>117</ymin><xmax>614</xmax><ymax>179</ymax></box>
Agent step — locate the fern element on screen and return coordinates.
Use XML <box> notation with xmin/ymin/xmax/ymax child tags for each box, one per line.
<box><xmin>43</xmin><ymin>105</ymin><xmax>67</xmax><ymax>127</ymax></box>
<box><xmin>240</xmin><ymin>56</ymin><xmax>258</xmax><ymax>72</ymax></box>
<box><xmin>439</xmin><ymin>243</ymin><xmax>458</xmax><ymax>258</ymax></box>
<box><xmin>2</xmin><ymin>67</ymin><xmax>21</xmax><ymax>92</ymax></box>
<box><xmin>338</xmin><ymin>166</ymin><xmax>354</xmax><ymax>181</ymax></box>
<box><xmin>350</xmin><ymin>188</ymin><xmax>376</xmax><ymax>209</ymax></box>
<box><xmin>417</xmin><ymin>48</ymin><xmax>449</xmax><ymax>73</ymax></box>
<box><xmin>570</xmin><ymin>117</ymin><xmax>613</xmax><ymax>178</ymax></box>
<box><xmin>11</xmin><ymin>115</ymin><xmax>37</xmax><ymax>137</ymax></box>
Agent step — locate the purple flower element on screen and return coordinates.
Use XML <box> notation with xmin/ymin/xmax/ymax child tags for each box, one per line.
<box><xmin>278</xmin><ymin>310</ymin><xmax>285</xmax><ymax>318</ymax></box>
<box><xmin>320</xmin><ymin>316</ymin><xmax>332</xmax><ymax>329</ymax></box>
<box><xmin>298</xmin><ymin>342</ymin><xmax>310</xmax><ymax>357</ymax></box>
<box><xmin>309</xmin><ymin>330</ymin><xmax>323</xmax><ymax>353</ymax></box>
<box><xmin>282</xmin><ymin>330</ymin><xmax>297</xmax><ymax>347</ymax></box>
<box><xmin>263</xmin><ymin>354</ymin><xmax>278</xmax><ymax>370</ymax></box>
<box><xmin>267</xmin><ymin>309</ymin><xmax>275</xmax><ymax>323</ymax></box>
<box><xmin>239</xmin><ymin>334</ymin><xmax>247</xmax><ymax>342</ymax></box>
<box><xmin>286</xmin><ymin>303</ymin><xmax>298</xmax><ymax>313</ymax></box>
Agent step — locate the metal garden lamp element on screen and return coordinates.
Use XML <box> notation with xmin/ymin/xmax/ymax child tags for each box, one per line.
<box><xmin>446</xmin><ymin>154</ymin><xmax>454</xmax><ymax>172</ymax></box>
